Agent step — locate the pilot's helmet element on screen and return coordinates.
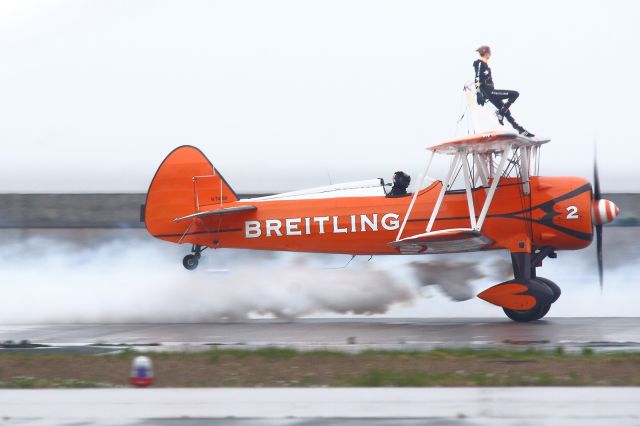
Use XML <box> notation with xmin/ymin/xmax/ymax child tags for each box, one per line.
<box><xmin>393</xmin><ymin>171</ymin><xmax>411</xmax><ymax>187</ymax></box>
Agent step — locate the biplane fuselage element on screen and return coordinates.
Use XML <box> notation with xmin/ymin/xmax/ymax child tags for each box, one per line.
<box><xmin>146</xmin><ymin>174</ymin><xmax>593</xmax><ymax>256</ymax></box>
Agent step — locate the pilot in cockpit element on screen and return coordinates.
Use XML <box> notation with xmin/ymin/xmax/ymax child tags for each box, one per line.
<box><xmin>387</xmin><ymin>171</ymin><xmax>411</xmax><ymax>197</ymax></box>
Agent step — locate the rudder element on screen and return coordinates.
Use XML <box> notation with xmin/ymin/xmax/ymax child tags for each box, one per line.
<box><xmin>144</xmin><ymin>145</ymin><xmax>237</xmax><ymax>241</ymax></box>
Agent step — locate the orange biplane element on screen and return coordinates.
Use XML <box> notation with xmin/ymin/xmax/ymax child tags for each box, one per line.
<box><xmin>143</xmin><ymin>130</ymin><xmax>619</xmax><ymax>322</ymax></box>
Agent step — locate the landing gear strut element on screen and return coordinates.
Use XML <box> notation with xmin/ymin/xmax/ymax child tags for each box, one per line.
<box><xmin>502</xmin><ymin>248</ymin><xmax>560</xmax><ymax>322</ymax></box>
<box><xmin>182</xmin><ymin>245</ymin><xmax>205</xmax><ymax>271</ymax></box>
<box><xmin>478</xmin><ymin>247</ymin><xmax>561</xmax><ymax>322</ymax></box>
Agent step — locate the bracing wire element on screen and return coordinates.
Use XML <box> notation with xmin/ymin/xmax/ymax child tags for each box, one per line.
<box><xmin>325</xmin><ymin>255</ymin><xmax>356</xmax><ymax>270</ymax></box>
<box><xmin>454</xmin><ymin>86</ymin><xmax>469</xmax><ymax>137</ymax></box>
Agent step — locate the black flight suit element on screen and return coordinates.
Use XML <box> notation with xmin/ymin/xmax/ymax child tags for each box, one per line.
<box><xmin>473</xmin><ymin>59</ymin><xmax>523</xmax><ymax>131</ymax></box>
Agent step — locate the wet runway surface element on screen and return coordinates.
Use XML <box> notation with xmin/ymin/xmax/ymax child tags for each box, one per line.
<box><xmin>2</xmin><ymin>319</ymin><xmax>640</xmax><ymax>426</ymax></box>
<box><xmin>2</xmin><ymin>318</ymin><xmax>639</xmax><ymax>353</ymax></box>
<box><xmin>2</xmin><ymin>387</ymin><xmax>640</xmax><ymax>426</ymax></box>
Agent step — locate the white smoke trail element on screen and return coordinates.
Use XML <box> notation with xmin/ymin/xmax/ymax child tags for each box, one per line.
<box><xmin>0</xmin><ymin>227</ymin><xmax>637</xmax><ymax>323</ymax></box>
<box><xmin>0</xmin><ymin>234</ymin><xmax>417</xmax><ymax>324</ymax></box>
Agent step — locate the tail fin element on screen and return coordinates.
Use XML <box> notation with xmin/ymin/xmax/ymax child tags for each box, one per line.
<box><xmin>144</xmin><ymin>145</ymin><xmax>237</xmax><ymax>240</ymax></box>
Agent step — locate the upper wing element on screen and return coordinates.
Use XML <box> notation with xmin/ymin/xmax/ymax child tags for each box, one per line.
<box><xmin>174</xmin><ymin>205</ymin><xmax>257</xmax><ymax>222</ymax></box>
<box><xmin>428</xmin><ymin>131</ymin><xmax>549</xmax><ymax>155</ymax></box>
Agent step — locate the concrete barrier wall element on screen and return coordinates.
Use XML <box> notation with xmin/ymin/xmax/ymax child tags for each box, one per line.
<box><xmin>0</xmin><ymin>193</ymin><xmax>637</xmax><ymax>228</ymax></box>
<box><xmin>0</xmin><ymin>193</ymin><xmax>268</xmax><ymax>228</ymax></box>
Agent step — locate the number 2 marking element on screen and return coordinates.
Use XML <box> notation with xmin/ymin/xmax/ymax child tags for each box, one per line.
<box><xmin>566</xmin><ymin>206</ymin><xmax>579</xmax><ymax>220</ymax></box>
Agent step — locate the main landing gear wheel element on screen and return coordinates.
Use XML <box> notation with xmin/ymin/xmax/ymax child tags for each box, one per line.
<box><xmin>503</xmin><ymin>303</ymin><xmax>550</xmax><ymax>322</ymax></box>
<box><xmin>182</xmin><ymin>254</ymin><xmax>199</xmax><ymax>270</ymax></box>
<box><xmin>536</xmin><ymin>277</ymin><xmax>561</xmax><ymax>303</ymax></box>
<box><xmin>502</xmin><ymin>277</ymin><xmax>559</xmax><ymax>322</ymax></box>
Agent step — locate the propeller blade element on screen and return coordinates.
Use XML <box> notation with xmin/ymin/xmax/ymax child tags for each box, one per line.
<box><xmin>596</xmin><ymin>223</ymin><xmax>603</xmax><ymax>292</ymax></box>
<box><xmin>593</xmin><ymin>149</ymin><xmax>601</xmax><ymax>200</ymax></box>
<box><xmin>593</xmin><ymin>143</ymin><xmax>604</xmax><ymax>291</ymax></box>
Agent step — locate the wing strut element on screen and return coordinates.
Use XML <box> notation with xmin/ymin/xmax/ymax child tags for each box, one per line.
<box><xmin>521</xmin><ymin>146</ymin><xmax>530</xmax><ymax>195</ymax></box>
<box><xmin>424</xmin><ymin>144</ymin><xmax>512</xmax><ymax>234</ymax></box>
<box><xmin>476</xmin><ymin>145</ymin><xmax>512</xmax><ymax>229</ymax></box>
<box><xmin>396</xmin><ymin>151</ymin><xmax>435</xmax><ymax>241</ymax></box>
<box><xmin>473</xmin><ymin>153</ymin><xmax>490</xmax><ymax>189</ymax></box>
<box><xmin>397</xmin><ymin>140</ymin><xmax>516</xmax><ymax>245</ymax></box>
<box><xmin>427</xmin><ymin>152</ymin><xmax>462</xmax><ymax>233</ymax></box>
<box><xmin>461</xmin><ymin>153</ymin><xmax>477</xmax><ymax>229</ymax></box>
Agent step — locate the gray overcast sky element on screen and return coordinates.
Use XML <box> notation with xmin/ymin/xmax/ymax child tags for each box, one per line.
<box><xmin>0</xmin><ymin>0</ymin><xmax>637</xmax><ymax>192</ymax></box>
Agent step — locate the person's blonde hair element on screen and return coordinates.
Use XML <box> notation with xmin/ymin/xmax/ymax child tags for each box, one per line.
<box><xmin>476</xmin><ymin>45</ymin><xmax>491</xmax><ymax>56</ymax></box>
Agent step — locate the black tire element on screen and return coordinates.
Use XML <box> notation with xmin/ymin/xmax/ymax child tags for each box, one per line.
<box><xmin>503</xmin><ymin>303</ymin><xmax>550</xmax><ymax>322</ymax></box>
<box><xmin>182</xmin><ymin>254</ymin><xmax>199</xmax><ymax>271</ymax></box>
<box><xmin>538</xmin><ymin>303</ymin><xmax>551</xmax><ymax>318</ymax></box>
<box><xmin>500</xmin><ymin>277</ymin><xmax>555</xmax><ymax>322</ymax></box>
<box><xmin>535</xmin><ymin>277</ymin><xmax>561</xmax><ymax>303</ymax></box>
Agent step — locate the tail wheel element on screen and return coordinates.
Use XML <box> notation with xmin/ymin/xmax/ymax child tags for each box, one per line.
<box><xmin>182</xmin><ymin>254</ymin><xmax>199</xmax><ymax>271</ymax></box>
<box><xmin>502</xmin><ymin>278</ymin><xmax>559</xmax><ymax>322</ymax></box>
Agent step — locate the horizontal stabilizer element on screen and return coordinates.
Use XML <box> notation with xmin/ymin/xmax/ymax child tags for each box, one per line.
<box><xmin>174</xmin><ymin>205</ymin><xmax>257</xmax><ymax>222</ymax></box>
<box><xmin>389</xmin><ymin>228</ymin><xmax>493</xmax><ymax>254</ymax></box>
